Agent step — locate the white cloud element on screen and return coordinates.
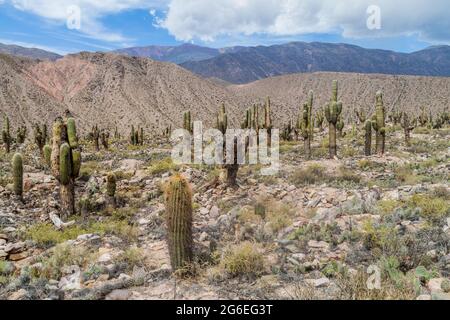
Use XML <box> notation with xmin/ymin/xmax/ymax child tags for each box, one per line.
<box><xmin>8</xmin><ymin>0</ymin><xmax>166</xmax><ymax>43</ymax></box>
<box><xmin>160</xmin><ymin>0</ymin><xmax>450</xmax><ymax>44</ymax></box>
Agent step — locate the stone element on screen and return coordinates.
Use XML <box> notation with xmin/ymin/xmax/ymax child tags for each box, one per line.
<box><xmin>4</xmin><ymin>242</ymin><xmax>25</xmax><ymax>254</ymax></box>
<box><xmin>428</xmin><ymin>278</ymin><xmax>445</xmax><ymax>293</ymax></box>
<box><xmin>9</xmin><ymin>250</ymin><xmax>31</xmax><ymax>261</ymax></box>
<box><xmin>98</xmin><ymin>253</ymin><xmax>113</xmax><ymax>263</ymax></box>
<box><xmin>312</xmin><ymin>277</ymin><xmax>330</xmax><ymax>288</ymax></box>
<box><xmin>59</xmin><ymin>270</ymin><xmax>82</xmax><ymax>291</ymax></box>
<box><xmin>199</xmin><ymin>207</ymin><xmax>209</xmax><ymax>215</ymax></box>
<box><xmin>0</xmin><ymin>250</ymin><xmax>7</xmax><ymax>259</ymax></box>
<box><xmin>431</xmin><ymin>292</ymin><xmax>450</xmax><ymax>300</ymax></box>
<box><xmin>209</xmin><ymin>206</ymin><xmax>220</xmax><ymax>218</ymax></box>
<box><xmin>416</xmin><ymin>294</ymin><xmax>432</xmax><ymax>300</ymax></box>
<box><xmin>0</xmin><ymin>239</ymin><xmax>6</xmax><ymax>246</ymax></box>
<box><xmin>291</xmin><ymin>253</ymin><xmax>306</xmax><ymax>262</ymax></box>
<box><xmin>8</xmin><ymin>289</ymin><xmax>28</xmax><ymax>300</ymax></box>
<box><xmin>106</xmin><ymin>289</ymin><xmax>132</xmax><ymax>300</ymax></box>
<box><xmin>199</xmin><ymin>232</ymin><xmax>208</xmax><ymax>242</ymax></box>
<box><xmin>308</xmin><ymin>240</ymin><xmax>330</xmax><ymax>250</ymax></box>
<box><xmin>138</xmin><ymin>218</ymin><xmax>150</xmax><ymax>225</ymax></box>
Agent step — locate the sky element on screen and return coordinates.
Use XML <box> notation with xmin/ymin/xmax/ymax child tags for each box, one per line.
<box><xmin>0</xmin><ymin>0</ymin><xmax>449</xmax><ymax>55</ymax></box>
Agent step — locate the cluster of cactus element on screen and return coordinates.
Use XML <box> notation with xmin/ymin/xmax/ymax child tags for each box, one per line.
<box><xmin>16</xmin><ymin>126</ymin><xmax>27</xmax><ymax>144</ymax></box>
<box><xmin>183</xmin><ymin>111</ymin><xmax>193</xmax><ymax>134</ymax></box>
<box><xmin>418</xmin><ymin>110</ymin><xmax>429</xmax><ymax>127</ymax></box>
<box><xmin>130</xmin><ymin>125</ymin><xmax>144</xmax><ymax>145</ymax></box>
<box><xmin>162</xmin><ymin>125</ymin><xmax>172</xmax><ymax>138</ymax></box>
<box><xmin>51</xmin><ymin>116</ymin><xmax>81</xmax><ymax>219</ymax></box>
<box><xmin>401</xmin><ymin>112</ymin><xmax>415</xmax><ymax>146</ymax></box>
<box><xmin>297</xmin><ymin>90</ymin><xmax>314</xmax><ymax>158</ymax></box>
<box><xmin>33</xmin><ymin>123</ymin><xmax>48</xmax><ymax>155</ymax></box>
<box><xmin>324</xmin><ymin>80</ymin><xmax>343</xmax><ymax>158</ymax></box>
<box><xmin>281</xmin><ymin>120</ymin><xmax>294</xmax><ymax>141</ymax></box>
<box><xmin>12</xmin><ymin>153</ymin><xmax>23</xmax><ymax>200</ymax></box>
<box><xmin>388</xmin><ymin>109</ymin><xmax>403</xmax><ymax>125</ymax></box>
<box><xmin>315</xmin><ymin>110</ymin><xmax>325</xmax><ymax>131</ymax></box>
<box><xmin>371</xmin><ymin>91</ymin><xmax>386</xmax><ymax>155</ymax></box>
<box><xmin>2</xmin><ymin>116</ymin><xmax>12</xmax><ymax>153</ymax></box>
<box><xmin>164</xmin><ymin>174</ymin><xmax>193</xmax><ymax>273</ymax></box>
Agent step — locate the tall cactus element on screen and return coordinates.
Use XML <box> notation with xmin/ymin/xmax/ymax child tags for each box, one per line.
<box><xmin>336</xmin><ymin>118</ymin><xmax>345</xmax><ymax>138</ymax></box>
<box><xmin>100</xmin><ymin>130</ymin><xmax>110</xmax><ymax>150</ymax></box>
<box><xmin>324</xmin><ymin>80</ymin><xmax>343</xmax><ymax>158</ymax></box>
<box><xmin>298</xmin><ymin>91</ymin><xmax>314</xmax><ymax>159</ymax></box>
<box><xmin>216</xmin><ymin>105</ymin><xmax>239</xmax><ymax>186</ymax></box>
<box><xmin>263</xmin><ymin>97</ymin><xmax>273</xmax><ymax>147</ymax></box>
<box><xmin>164</xmin><ymin>174</ymin><xmax>193</xmax><ymax>273</ymax></box>
<box><xmin>356</xmin><ymin>108</ymin><xmax>367</xmax><ymax>125</ymax></box>
<box><xmin>364</xmin><ymin>120</ymin><xmax>372</xmax><ymax>156</ymax></box>
<box><xmin>183</xmin><ymin>111</ymin><xmax>193</xmax><ymax>134</ymax></box>
<box><xmin>92</xmin><ymin>125</ymin><xmax>100</xmax><ymax>151</ymax></box>
<box><xmin>33</xmin><ymin>123</ymin><xmax>47</xmax><ymax>155</ymax></box>
<box><xmin>12</xmin><ymin>153</ymin><xmax>23</xmax><ymax>199</ymax></box>
<box><xmin>372</xmin><ymin>91</ymin><xmax>386</xmax><ymax>156</ymax></box>
<box><xmin>16</xmin><ymin>126</ymin><xmax>27</xmax><ymax>144</ymax></box>
<box><xmin>51</xmin><ymin>116</ymin><xmax>81</xmax><ymax>219</ymax></box>
<box><xmin>2</xmin><ymin>116</ymin><xmax>11</xmax><ymax>153</ymax></box>
<box><xmin>217</xmin><ymin>104</ymin><xmax>228</xmax><ymax>134</ymax></box>
<box><xmin>43</xmin><ymin>144</ymin><xmax>52</xmax><ymax>168</ymax></box>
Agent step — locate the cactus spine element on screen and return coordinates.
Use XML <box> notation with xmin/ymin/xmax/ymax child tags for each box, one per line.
<box><xmin>12</xmin><ymin>153</ymin><xmax>23</xmax><ymax>199</ymax></box>
<box><xmin>364</xmin><ymin>120</ymin><xmax>372</xmax><ymax>156</ymax></box>
<box><xmin>298</xmin><ymin>90</ymin><xmax>314</xmax><ymax>159</ymax></box>
<box><xmin>372</xmin><ymin>91</ymin><xmax>386</xmax><ymax>156</ymax></box>
<box><xmin>164</xmin><ymin>174</ymin><xmax>193</xmax><ymax>272</ymax></box>
<box><xmin>51</xmin><ymin>116</ymin><xmax>81</xmax><ymax>219</ymax></box>
<box><xmin>2</xmin><ymin>116</ymin><xmax>11</xmax><ymax>153</ymax></box>
<box><xmin>324</xmin><ymin>80</ymin><xmax>343</xmax><ymax>158</ymax></box>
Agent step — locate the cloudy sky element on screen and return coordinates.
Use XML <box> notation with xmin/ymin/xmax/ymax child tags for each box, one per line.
<box><xmin>0</xmin><ymin>0</ymin><xmax>448</xmax><ymax>54</ymax></box>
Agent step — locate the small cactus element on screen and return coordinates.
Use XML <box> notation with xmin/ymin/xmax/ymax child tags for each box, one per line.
<box><xmin>100</xmin><ymin>130</ymin><xmax>110</xmax><ymax>150</ymax></box>
<box><xmin>324</xmin><ymin>80</ymin><xmax>343</xmax><ymax>158</ymax></box>
<box><xmin>12</xmin><ymin>153</ymin><xmax>23</xmax><ymax>199</ymax></box>
<box><xmin>297</xmin><ymin>91</ymin><xmax>314</xmax><ymax>159</ymax></box>
<box><xmin>401</xmin><ymin>112</ymin><xmax>415</xmax><ymax>146</ymax></box>
<box><xmin>364</xmin><ymin>120</ymin><xmax>372</xmax><ymax>156</ymax></box>
<box><xmin>164</xmin><ymin>174</ymin><xmax>193</xmax><ymax>273</ymax></box>
<box><xmin>106</xmin><ymin>172</ymin><xmax>117</xmax><ymax>208</ymax></box>
<box><xmin>183</xmin><ymin>111</ymin><xmax>193</xmax><ymax>134</ymax></box>
<box><xmin>91</xmin><ymin>125</ymin><xmax>100</xmax><ymax>151</ymax></box>
<box><xmin>2</xmin><ymin>116</ymin><xmax>11</xmax><ymax>153</ymax></box>
<box><xmin>371</xmin><ymin>91</ymin><xmax>386</xmax><ymax>156</ymax></box>
<box><xmin>43</xmin><ymin>144</ymin><xmax>52</xmax><ymax>168</ymax></box>
<box><xmin>16</xmin><ymin>126</ymin><xmax>27</xmax><ymax>144</ymax></box>
<box><xmin>33</xmin><ymin>123</ymin><xmax>47</xmax><ymax>155</ymax></box>
<box><xmin>356</xmin><ymin>108</ymin><xmax>367</xmax><ymax>124</ymax></box>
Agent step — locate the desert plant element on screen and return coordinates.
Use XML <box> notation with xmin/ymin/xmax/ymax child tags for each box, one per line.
<box><xmin>324</xmin><ymin>80</ymin><xmax>343</xmax><ymax>158</ymax></box>
<box><xmin>106</xmin><ymin>172</ymin><xmax>116</xmax><ymax>208</ymax></box>
<box><xmin>33</xmin><ymin>123</ymin><xmax>47</xmax><ymax>155</ymax></box>
<box><xmin>372</xmin><ymin>91</ymin><xmax>386</xmax><ymax>155</ymax></box>
<box><xmin>100</xmin><ymin>130</ymin><xmax>109</xmax><ymax>150</ymax></box>
<box><xmin>43</xmin><ymin>144</ymin><xmax>52</xmax><ymax>168</ymax></box>
<box><xmin>356</xmin><ymin>108</ymin><xmax>367</xmax><ymax>124</ymax></box>
<box><xmin>315</xmin><ymin>110</ymin><xmax>325</xmax><ymax>131</ymax></box>
<box><xmin>12</xmin><ymin>153</ymin><xmax>23</xmax><ymax>199</ymax></box>
<box><xmin>297</xmin><ymin>91</ymin><xmax>314</xmax><ymax>159</ymax></box>
<box><xmin>217</xmin><ymin>105</ymin><xmax>239</xmax><ymax>187</ymax></box>
<box><xmin>2</xmin><ymin>115</ymin><xmax>11</xmax><ymax>153</ymax></box>
<box><xmin>51</xmin><ymin>116</ymin><xmax>81</xmax><ymax>219</ymax></box>
<box><xmin>91</xmin><ymin>125</ymin><xmax>100</xmax><ymax>151</ymax></box>
<box><xmin>164</xmin><ymin>174</ymin><xmax>193</xmax><ymax>273</ymax></box>
<box><xmin>263</xmin><ymin>97</ymin><xmax>273</xmax><ymax>147</ymax></box>
<box><xmin>364</xmin><ymin>120</ymin><xmax>372</xmax><ymax>156</ymax></box>
<box><xmin>16</xmin><ymin>126</ymin><xmax>27</xmax><ymax>144</ymax></box>
<box><xmin>183</xmin><ymin>111</ymin><xmax>193</xmax><ymax>134</ymax></box>
<box><xmin>336</xmin><ymin>118</ymin><xmax>345</xmax><ymax>138</ymax></box>
<box><xmin>401</xmin><ymin>112</ymin><xmax>415</xmax><ymax>147</ymax></box>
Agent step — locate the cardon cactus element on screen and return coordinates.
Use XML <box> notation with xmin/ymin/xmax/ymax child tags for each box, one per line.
<box><xmin>43</xmin><ymin>144</ymin><xmax>52</xmax><ymax>168</ymax></box>
<box><xmin>364</xmin><ymin>120</ymin><xmax>372</xmax><ymax>156</ymax></box>
<box><xmin>12</xmin><ymin>153</ymin><xmax>23</xmax><ymax>199</ymax></box>
<box><xmin>34</xmin><ymin>123</ymin><xmax>47</xmax><ymax>155</ymax></box>
<box><xmin>356</xmin><ymin>108</ymin><xmax>367</xmax><ymax>124</ymax></box>
<box><xmin>16</xmin><ymin>126</ymin><xmax>27</xmax><ymax>144</ymax></box>
<box><xmin>371</xmin><ymin>91</ymin><xmax>386</xmax><ymax>155</ymax></box>
<box><xmin>315</xmin><ymin>110</ymin><xmax>325</xmax><ymax>130</ymax></box>
<box><xmin>217</xmin><ymin>104</ymin><xmax>228</xmax><ymax>134</ymax></box>
<box><xmin>106</xmin><ymin>172</ymin><xmax>116</xmax><ymax>208</ymax></box>
<box><xmin>324</xmin><ymin>80</ymin><xmax>343</xmax><ymax>158</ymax></box>
<box><xmin>336</xmin><ymin>118</ymin><xmax>345</xmax><ymax>138</ymax></box>
<box><xmin>401</xmin><ymin>112</ymin><xmax>415</xmax><ymax>146</ymax></box>
<box><xmin>164</xmin><ymin>174</ymin><xmax>193</xmax><ymax>273</ymax></box>
<box><xmin>92</xmin><ymin>125</ymin><xmax>100</xmax><ymax>151</ymax></box>
<box><xmin>100</xmin><ymin>130</ymin><xmax>110</xmax><ymax>149</ymax></box>
<box><xmin>183</xmin><ymin>111</ymin><xmax>193</xmax><ymax>134</ymax></box>
<box><xmin>51</xmin><ymin>116</ymin><xmax>81</xmax><ymax>219</ymax></box>
<box><xmin>216</xmin><ymin>105</ymin><xmax>239</xmax><ymax>186</ymax></box>
<box><xmin>263</xmin><ymin>97</ymin><xmax>273</xmax><ymax>147</ymax></box>
<box><xmin>297</xmin><ymin>90</ymin><xmax>314</xmax><ymax>159</ymax></box>
<box><xmin>2</xmin><ymin>116</ymin><xmax>11</xmax><ymax>153</ymax></box>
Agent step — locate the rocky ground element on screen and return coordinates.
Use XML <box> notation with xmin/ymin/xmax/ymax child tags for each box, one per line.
<box><xmin>0</xmin><ymin>125</ymin><xmax>449</xmax><ymax>300</ymax></box>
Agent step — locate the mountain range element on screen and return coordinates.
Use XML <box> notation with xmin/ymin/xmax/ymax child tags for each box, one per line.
<box><xmin>2</xmin><ymin>41</ymin><xmax>450</xmax><ymax>84</ymax></box>
<box><xmin>0</xmin><ymin>51</ymin><xmax>449</xmax><ymax>136</ymax></box>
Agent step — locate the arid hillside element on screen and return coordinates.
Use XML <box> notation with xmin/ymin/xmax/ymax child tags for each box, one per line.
<box><xmin>1</xmin><ymin>52</ymin><xmax>450</xmax><ymax>133</ymax></box>
<box><xmin>0</xmin><ymin>53</ymin><xmax>244</xmax><ymax>134</ymax></box>
<box><xmin>228</xmin><ymin>72</ymin><xmax>450</xmax><ymax>125</ymax></box>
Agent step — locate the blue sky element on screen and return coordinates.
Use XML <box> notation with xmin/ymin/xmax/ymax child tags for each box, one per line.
<box><xmin>0</xmin><ymin>0</ymin><xmax>448</xmax><ymax>55</ymax></box>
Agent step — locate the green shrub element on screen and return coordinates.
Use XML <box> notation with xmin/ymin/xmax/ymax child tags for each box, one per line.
<box><xmin>221</xmin><ymin>242</ymin><xmax>265</xmax><ymax>278</ymax></box>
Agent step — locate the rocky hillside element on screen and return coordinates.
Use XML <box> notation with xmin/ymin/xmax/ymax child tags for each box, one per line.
<box><xmin>181</xmin><ymin>42</ymin><xmax>450</xmax><ymax>84</ymax></box>
<box><xmin>0</xmin><ymin>52</ymin><xmax>244</xmax><ymax>134</ymax></box>
<box><xmin>0</xmin><ymin>43</ymin><xmax>62</xmax><ymax>61</ymax></box>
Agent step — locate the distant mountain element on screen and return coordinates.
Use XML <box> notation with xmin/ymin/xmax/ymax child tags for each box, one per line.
<box><xmin>180</xmin><ymin>42</ymin><xmax>450</xmax><ymax>84</ymax></box>
<box><xmin>0</xmin><ymin>43</ymin><xmax>62</xmax><ymax>61</ymax></box>
<box><xmin>113</xmin><ymin>43</ymin><xmax>221</xmax><ymax>64</ymax></box>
